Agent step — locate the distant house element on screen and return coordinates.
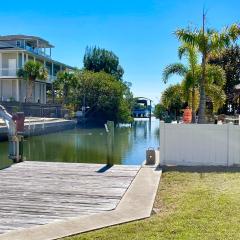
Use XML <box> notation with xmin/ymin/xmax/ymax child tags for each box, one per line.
<box><xmin>0</xmin><ymin>35</ymin><xmax>73</xmax><ymax>104</ymax></box>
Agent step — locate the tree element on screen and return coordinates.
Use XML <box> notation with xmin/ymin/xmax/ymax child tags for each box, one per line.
<box><xmin>54</xmin><ymin>71</ymin><xmax>78</xmax><ymax>105</ymax></box>
<box><xmin>162</xmin><ymin>64</ymin><xmax>226</xmax><ymax>121</ymax></box>
<box><xmin>83</xmin><ymin>46</ymin><xmax>124</xmax><ymax>80</ymax></box>
<box><xmin>209</xmin><ymin>45</ymin><xmax>240</xmax><ymax>114</ymax></box>
<box><xmin>163</xmin><ymin>43</ymin><xmax>198</xmax><ymax>122</ymax></box>
<box><xmin>75</xmin><ymin>70</ymin><xmax>133</xmax><ymax>124</ymax></box>
<box><xmin>175</xmin><ymin>20</ymin><xmax>240</xmax><ymax>123</ymax></box>
<box><xmin>17</xmin><ymin>61</ymin><xmax>48</xmax><ymax>102</ymax></box>
<box><xmin>161</xmin><ymin>84</ymin><xmax>185</xmax><ymax>120</ymax></box>
<box><xmin>154</xmin><ymin>103</ymin><xmax>167</xmax><ymax>120</ymax></box>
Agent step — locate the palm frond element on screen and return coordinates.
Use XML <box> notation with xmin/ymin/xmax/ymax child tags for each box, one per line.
<box><xmin>162</xmin><ymin>63</ymin><xmax>188</xmax><ymax>83</ymax></box>
<box><xmin>205</xmin><ymin>64</ymin><xmax>226</xmax><ymax>86</ymax></box>
<box><xmin>206</xmin><ymin>84</ymin><xmax>226</xmax><ymax>113</ymax></box>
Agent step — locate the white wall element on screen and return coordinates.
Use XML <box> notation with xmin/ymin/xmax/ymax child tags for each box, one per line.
<box><xmin>160</xmin><ymin>122</ymin><xmax>240</xmax><ymax>166</ymax></box>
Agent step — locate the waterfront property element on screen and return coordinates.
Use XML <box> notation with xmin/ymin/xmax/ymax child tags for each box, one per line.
<box><xmin>0</xmin><ymin>35</ymin><xmax>73</xmax><ymax>103</ymax></box>
<box><xmin>133</xmin><ymin>97</ymin><xmax>152</xmax><ymax>118</ymax></box>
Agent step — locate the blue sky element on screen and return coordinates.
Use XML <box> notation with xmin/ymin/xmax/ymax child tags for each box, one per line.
<box><xmin>0</xmin><ymin>0</ymin><xmax>239</xmax><ymax>103</ymax></box>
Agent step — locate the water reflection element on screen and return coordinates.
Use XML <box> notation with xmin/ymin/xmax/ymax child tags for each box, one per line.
<box><xmin>0</xmin><ymin>118</ymin><xmax>159</xmax><ymax>169</ymax></box>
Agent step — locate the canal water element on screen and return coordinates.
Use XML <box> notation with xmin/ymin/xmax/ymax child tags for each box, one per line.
<box><xmin>0</xmin><ymin>118</ymin><xmax>159</xmax><ymax>169</ymax></box>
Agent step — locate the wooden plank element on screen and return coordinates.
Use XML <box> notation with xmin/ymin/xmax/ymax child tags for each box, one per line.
<box><xmin>0</xmin><ymin>161</ymin><xmax>140</xmax><ymax>234</ymax></box>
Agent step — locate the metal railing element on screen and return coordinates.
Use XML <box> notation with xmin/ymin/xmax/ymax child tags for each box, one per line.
<box><xmin>25</xmin><ymin>46</ymin><xmax>51</xmax><ymax>59</ymax></box>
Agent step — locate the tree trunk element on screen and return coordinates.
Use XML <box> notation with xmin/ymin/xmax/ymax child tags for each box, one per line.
<box><xmin>63</xmin><ymin>85</ymin><xmax>68</xmax><ymax>105</ymax></box>
<box><xmin>191</xmin><ymin>86</ymin><xmax>196</xmax><ymax>123</ymax></box>
<box><xmin>198</xmin><ymin>55</ymin><xmax>206</xmax><ymax>124</ymax></box>
<box><xmin>26</xmin><ymin>80</ymin><xmax>34</xmax><ymax>103</ymax></box>
<box><xmin>52</xmin><ymin>84</ymin><xmax>55</xmax><ymax>103</ymax></box>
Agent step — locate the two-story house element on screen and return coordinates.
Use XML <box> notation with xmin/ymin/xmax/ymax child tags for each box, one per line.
<box><xmin>0</xmin><ymin>35</ymin><xmax>73</xmax><ymax>104</ymax></box>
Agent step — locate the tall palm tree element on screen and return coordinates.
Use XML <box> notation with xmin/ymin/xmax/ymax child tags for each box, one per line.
<box><xmin>17</xmin><ymin>61</ymin><xmax>48</xmax><ymax>102</ymax></box>
<box><xmin>175</xmin><ymin>22</ymin><xmax>240</xmax><ymax>123</ymax></box>
<box><xmin>163</xmin><ymin>43</ymin><xmax>198</xmax><ymax>122</ymax></box>
<box><xmin>163</xmin><ymin>48</ymin><xmax>226</xmax><ymax>121</ymax></box>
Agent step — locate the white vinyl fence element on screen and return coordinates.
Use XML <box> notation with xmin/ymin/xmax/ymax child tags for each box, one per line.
<box><xmin>160</xmin><ymin>121</ymin><xmax>240</xmax><ymax>166</ymax></box>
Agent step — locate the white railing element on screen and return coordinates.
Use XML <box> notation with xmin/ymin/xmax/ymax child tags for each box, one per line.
<box><xmin>0</xmin><ymin>69</ymin><xmax>56</xmax><ymax>82</ymax></box>
<box><xmin>47</xmin><ymin>75</ymin><xmax>57</xmax><ymax>82</ymax></box>
<box><xmin>0</xmin><ymin>68</ymin><xmax>18</xmax><ymax>77</ymax></box>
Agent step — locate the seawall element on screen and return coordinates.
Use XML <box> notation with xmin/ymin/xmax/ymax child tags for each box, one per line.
<box><xmin>0</xmin><ymin>118</ymin><xmax>77</xmax><ymax>141</ymax></box>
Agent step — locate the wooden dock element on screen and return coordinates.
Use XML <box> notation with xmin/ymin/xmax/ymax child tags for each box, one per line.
<box><xmin>0</xmin><ymin>161</ymin><xmax>140</xmax><ymax>234</ymax></box>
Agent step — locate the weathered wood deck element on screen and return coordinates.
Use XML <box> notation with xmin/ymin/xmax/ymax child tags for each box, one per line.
<box><xmin>0</xmin><ymin>161</ymin><xmax>140</xmax><ymax>234</ymax></box>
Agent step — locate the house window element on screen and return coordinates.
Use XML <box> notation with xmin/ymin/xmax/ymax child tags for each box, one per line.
<box><xmin>16</xmin><ymin>41</ymin><xmax>21</xmax><ymax>47</ymax></box>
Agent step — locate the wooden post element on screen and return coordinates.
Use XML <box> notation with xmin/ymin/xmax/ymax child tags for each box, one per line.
<box><xmin>105</xmin><ymin>121</ymin><xmax>114</xmax><ymax>166</ymax></box>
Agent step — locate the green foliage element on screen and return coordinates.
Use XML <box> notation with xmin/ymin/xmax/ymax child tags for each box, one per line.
<box><xmin>75</xmin><ymin>70</ymin><xmax>133</xmax><ymax>123</ymax></box>
<box><xmin>209</xmin><ymin>45</ymin><xmax>240</xmax><ymax>114</ymax></box>
<box><xmin>175</xmin><ymin>22</ymin><xmax>240</xmax><ymax>123</ymax></box>
<box><xmin>83</xmin><ymin>46</ymin><xmax>124</xmax><ymax>80</ymax></box>
<box><xmin>17</xmin><ymin>60</ymin><xmax>48</xmax><ymax>81</ymax></box>
<box><xmin>161</xmin><ymin>84</ymin><xmax>184</xmax><ymax>120</ymax></box>
<box><xmin>53</xmin><ymin>47</ymin><xmax>132</xmax><ymax>123</ymax></box>
<box><xmin>154</xmin><ymin>104</ymin><xmax>167</xmax><ymax>120</ymax></box>
<box><xmin>162</xmin><ymin>63</ymin><xmax>188</xmax><ymax>84</ymax></box>
<box><xmin>162</xmin><ymin>41</ymin><xmax>227</xmax><ymax>120</ymax></box>
<box><xmin>17</xmin><ymin>60</ymin><xmax>48</xmax><ymax>102</ymax></box>
<box><xmin>54</xmin><ymin>70</ymin><xmax>78</xmax><ymax>105</ymax></box>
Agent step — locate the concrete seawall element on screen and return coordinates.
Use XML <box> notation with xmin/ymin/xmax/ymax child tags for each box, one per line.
<box><xmin>0</xmin><ymin>119</ymin><xmax>77</xmax><ymax>141</ymax></box>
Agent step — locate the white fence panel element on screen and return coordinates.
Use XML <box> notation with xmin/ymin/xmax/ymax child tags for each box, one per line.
<box><xmin>160</xmin><ymin>122</ymin><xmax>240</xmax><ymax>166</ymax></box>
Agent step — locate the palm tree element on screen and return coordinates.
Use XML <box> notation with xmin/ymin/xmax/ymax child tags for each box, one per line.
<box><xmin>204</xmin><ymin>64</ymin><xmax>226</xmax><ymax>114</ymax></box>
<box><xmin>54</xmin><ymin>70</ymin><xmax>77</xmax><ymax>105</ymax></box>
<box><xmin>163</xmin><ymin>43</ymin><xmax>198</xmax><ymax>122</ymax></box>
<box><xmin>161</xmin><ymin>84</ymin><xmax>184</xmax><ymax>121</ymax></box>
<box><xmin>175</xmin><ymin>22</ymin><xmax>240</xmax><ymax>123</ymax></box>
<box><xmin>17</xmin><ymin>61</ymin><xmax>48</xmax><ymax>102</ymax></box>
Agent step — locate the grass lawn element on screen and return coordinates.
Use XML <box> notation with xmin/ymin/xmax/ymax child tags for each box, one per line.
<box><xmin>64</xmin><ymin>169</ymin><xmax>240</xmax><ymax>240</ymax></box>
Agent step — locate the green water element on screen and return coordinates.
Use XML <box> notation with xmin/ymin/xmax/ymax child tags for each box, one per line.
<box><xmin>0</xmin><ymin>118</ymin><xmax>159</xmax><ymax>169</ymax></box>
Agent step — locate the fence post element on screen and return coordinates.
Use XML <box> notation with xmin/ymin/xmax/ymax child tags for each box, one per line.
<box><xmin>160</xmin><ymin>121</ymin><xmax>165</xmax><ymax>165</ymax></box>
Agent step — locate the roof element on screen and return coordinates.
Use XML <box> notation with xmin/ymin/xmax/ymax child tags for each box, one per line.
<box><xmin>0</xmin><ymin>41</ymin><xmax>18</xmax><ymax>49</ymax></box>
<box><xmin>0</xmin><ymin>35</ymin><xmax>54</xmax><ymax>48</ymax></box>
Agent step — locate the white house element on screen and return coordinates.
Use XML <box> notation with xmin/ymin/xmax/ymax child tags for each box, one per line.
<box><xmin>0</xmin><ymin>35</ymin><xmax>73</xmax><ymax>104</ymax></box>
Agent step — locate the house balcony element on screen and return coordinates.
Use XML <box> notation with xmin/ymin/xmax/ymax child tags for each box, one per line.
<box><xmin>47</xmin><ymin>75</ymin><xmax>57</xmax><ymax>82</ymax></box>
<box><xmin>0</xmin><ymin>68</ymin><xmax>19</xmax><ymax>78</ymax></box>
<box><xmin>24</xmin><ymin>46</ymin><xmax>51</xmax><ymax>59</ymax></box>
<box><xmin>0</xmin><ymin>68</ymin><xmax>57</xmax><ymax>82</ymax></box>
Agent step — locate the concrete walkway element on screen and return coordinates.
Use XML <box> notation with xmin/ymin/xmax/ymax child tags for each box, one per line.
<box><xmin>0</xmin><ymin>165</ymin><xmax>161</xmax><ymax>240</ymax></box>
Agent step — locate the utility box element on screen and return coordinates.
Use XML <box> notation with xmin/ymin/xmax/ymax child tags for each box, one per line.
<box><xmin>146</xmin><ymin>148</ymin><xmax>156</xmax><ymax>165</ymax></box>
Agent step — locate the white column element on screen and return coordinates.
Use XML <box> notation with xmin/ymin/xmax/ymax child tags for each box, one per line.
<box><xmin>0</xmin><ymin>79</ymin><xmax>2</xmax><ymax>100</ymax></box>
<box><xmin>0</xmin><ymin>53</ymin><xmax>2</xmax><ymax>76</ymax></box>
<box><xmin>51</xmin><ymin>62</ymin><xmax>54</xmax><ymax>81</ymax></box>
<box><xmin>43</xmin><ymin>84</ymin><xmax>46</xmax><ymax>104</ymax></box>
<box><xmin>26</xmin><ymin>54</ymin><xmax>29</xmax><ymax>62</ymax></box>
<box><xmin>22</xmin><ymin>52</ymin><xmax>24</xmax><ymax>66</ymax></box>
<box><xmin>16</xmin><ymin>52</ymin><xmax>19</xmax><ymax>69</ymax></box>
<box><xmin>16</xmin><ymin>79</ymin><xmax>19</xmax><ymax>101</ymax></box>
<box><xmin>33</xmin><ymin>57</ymin><xmax>36</xmax><ymax>62</ymax></box>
